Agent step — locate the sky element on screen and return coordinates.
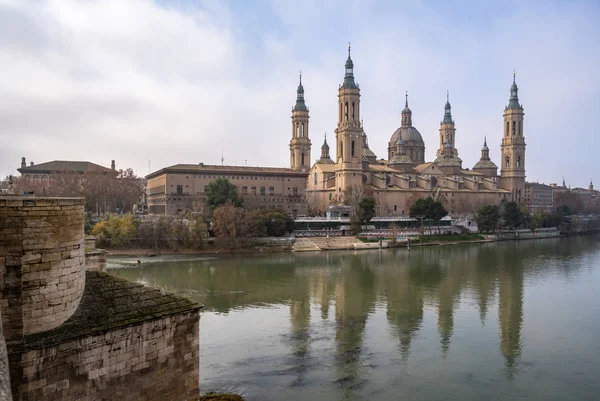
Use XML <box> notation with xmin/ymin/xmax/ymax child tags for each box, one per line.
<box><xmin>1</xmin><ymin>0</ymin><xmax>599</xmax><ymax>188</ymax></box>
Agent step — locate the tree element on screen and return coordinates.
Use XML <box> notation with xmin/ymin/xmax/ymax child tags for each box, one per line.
<box><xmin>256</xmin><ymin>209</ymin><xmax>294</xmax><ymax>237</ymax></box>
<box><xmin>554</xmin><ymin>191</ymin><xmax>583</xmax><ymax>214</ymax></box>
<box><xmin>92</xmin><ymin>214</ymin><xmax>138</xmax><ymax>248</ymax></box>
<box><xmin>205</xmin><ymin>178</ymin><xmax>243</xmax><ymax>213</ymax></box>
<box><xmin>502</xmin><ymin>201</ymin><xmax>523</xmax><ymax>229</ymax></box>
<box><xmin>409</xmin><ymin>197</ymin><xmax>448</xmax><ymax>233</ymax></box>
<box><xmin>344</xmin><ymin>186</ymin><xmax>375</xmax><ymax>235</ymax></box>
<box><xmin>211</xmin><ymin>205</ymin><xmax>247</xmax><ymax>248</ymax></box>
<box><xmin>476</xmin><ymin>205</ymin><xmax>500</xmax><ymax>233</ymax></box>
<box><xmin>13</xmin><ymin>168</ymin><xmax>144</xmax><ymax>216</ymax></box>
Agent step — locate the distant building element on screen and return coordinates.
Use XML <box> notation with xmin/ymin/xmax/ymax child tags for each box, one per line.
<box><xmin>524</xmin><ymin>182</ymin><xmax>554</xmax><ymax>212</ymax></box>
<box><xmin>146</xmin><ymin>164</ymin><xmax>308</xmax><ymax>216</ymax></box>
<box><xmin>17</xmin><ymin>157</ymin><xmax>117</xmax><ymax>184</ymax></box>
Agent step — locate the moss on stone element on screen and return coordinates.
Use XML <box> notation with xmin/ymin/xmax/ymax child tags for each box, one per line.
<box><xmin>13</xmin><ymin>271</ymin><xmax>203</xmax><ymax>352</ymax></box>
<box><xmin>199</xmin><ymin>393</ymin><xmax>245</xmax><ymax>401</ymax></box>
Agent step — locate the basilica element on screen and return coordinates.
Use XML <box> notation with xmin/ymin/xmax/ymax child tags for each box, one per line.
<box><xmin>291</xmin><ymin>46</ymin><xmax>527</xmax><ymax>216</ymax></box>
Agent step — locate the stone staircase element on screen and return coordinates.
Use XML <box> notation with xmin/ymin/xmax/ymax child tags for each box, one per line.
<box><xmin>291</xmin><ymin>237</ymin><xmax>322</xmax><ymax>252</ymax></box>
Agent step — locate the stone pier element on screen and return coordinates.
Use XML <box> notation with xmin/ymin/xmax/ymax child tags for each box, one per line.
<box><xmin>0</xmin><ymin>196</ymin><xmax>202</xmax><ymax>401</ymax></box>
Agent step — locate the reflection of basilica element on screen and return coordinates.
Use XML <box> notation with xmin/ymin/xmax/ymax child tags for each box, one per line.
<box><xmin>113</xmin><ymin>238</ymin><xmax>595</xmax><ymax>378</ymax></box>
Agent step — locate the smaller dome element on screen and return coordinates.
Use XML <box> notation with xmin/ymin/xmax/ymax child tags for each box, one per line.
<box><xmin>389</xmin><ymin>153</ymin><xmax>413</xmax><ymax>165</ymax></box>
<box><xmin>434</xmin><ymin>154</ymin><xmax>462</xmax><ymax>167</ymax></box>
<box><xmin>473</xmin><ymin>159</ymin><xmax>497</xmax><ymax>169</ymax></box>
<box><xmin>315</xmin><ymin>157</ymin><xmax>335</xmax><ymax>165</ymax></box>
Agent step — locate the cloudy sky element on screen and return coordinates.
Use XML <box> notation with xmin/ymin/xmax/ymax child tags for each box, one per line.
<box><xmin>1</xmin><ymin>0</ymin><xmax>599</xmax><ymax>188</ymax></box>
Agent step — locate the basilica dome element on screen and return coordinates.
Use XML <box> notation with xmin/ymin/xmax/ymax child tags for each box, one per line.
<box><xmin>389</xmin><ymin>126</ymin><xmax>424</xmax><ymax>145</ymax></box>
<box><xmin>387</xmin><ymin>94</ymin><xmax>426</xmax><ymax>165</ymax></box>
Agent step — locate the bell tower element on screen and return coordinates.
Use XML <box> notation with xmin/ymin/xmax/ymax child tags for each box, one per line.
<box><xmin>500</xmin><ymin>72</ymin><xmax>526</xmax><ymax>203</ymax></box>
<box><xmin>437</xmin><ymin>92</ymin><xmax>458</xmax><ymax>157</ymax></box>
<box><xmin>290</xmin><ymin>72</ymin><xmax>311</xmax><ymax>171</ymax></box>
<box><xmin>334</xmin><ymin>44</ymin><xmax>364</xmax><ymax>194</ymax></box>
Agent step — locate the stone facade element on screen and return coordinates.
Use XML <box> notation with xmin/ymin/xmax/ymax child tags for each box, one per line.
<box><xmin>146</xmin><ymin>164</ymin><xmax>308</xmax><ymax>216</ymax></box>
<box><xmin>0</xmin><ymin>197</ymin><xmax>86</xmax><ymax>338</ymax></box>
<box><xmin>524</xmin><ymin>182</ymin><xmax>554</xmax><ymax>212</ymax></box>
<box><xmin>84</xmin><ymin>250</ymin><xmax>107</xmax><ymax>272</ymax></box>
<box><xmin>7</xmin><ymin>271</ymin><xmax>201</xmax><ymax>401</ymax></box>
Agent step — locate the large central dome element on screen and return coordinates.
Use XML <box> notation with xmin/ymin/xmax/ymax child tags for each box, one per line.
<box><xmin>388</xmin><ymin>94</ymin><xmax>426</xmax><ymax>165</ymax></box>
<box><xmin>389</xmin><ymin>126</ymin><xmax>424</xmax><ymax>144</ymax></box>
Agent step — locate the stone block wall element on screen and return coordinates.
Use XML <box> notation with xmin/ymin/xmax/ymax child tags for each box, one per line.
<box><xmin>12</xmin><ymin>311</ymin><xmax>199</xmax><ymax>401</ymax></box>
<box><xmin>84</xmin><ymin>250</ymin><xmax>107</xmax><ymax>272</ymax></box>
<box><xmin>0</xmin><ymin>197</ymin><xmax>85</xmax><ymax>339</ymax></box>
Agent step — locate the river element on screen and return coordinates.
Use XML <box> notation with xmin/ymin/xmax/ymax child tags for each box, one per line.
<box><xmin>108</xmin><ymin>236</ymin><xmax>600</xmax><ymax>401</ymax></box>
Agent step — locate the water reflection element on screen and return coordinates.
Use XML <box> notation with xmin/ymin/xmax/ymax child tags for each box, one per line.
<box><xmin>109</xmin><ymin>236</ymin><xmax>600</xmax><ymax>400</ymax></box>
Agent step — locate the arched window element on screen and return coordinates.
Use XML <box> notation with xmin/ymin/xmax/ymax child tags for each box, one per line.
<box><xmin>344</xmin><ymin>102</ymin><xmax>348</xmax><ymax>121</ymax></box>
<box><xmin>314</xmin><ymin>172</ymin><xmax>318</xmax><ymax>185</ymax></box>
<box><xmin>506</xmin><ymin>121</ymin><xmax>509</xmax><ymax>136</ymax></box>
<box><xmin>340</xmin><ymin>141</ymin><xmax>343</xmax><ymax>159</ymax></box>
<box><xmin>296</xmin><ymin>123</ymin><xmax>299</xmax><ymax>137</ymax></box>
<box><xmin>352</xmin><ymin>102</ymin><xmax>355</xmax><ymax>121</ymax></box>
<box><xmin>505</xmin><ymin>156</ymin><xmax>510</xmax><ymax>168</ymax></box>
<box><xmin>351</xmin><ymin>141</ymin><xmax>355</xmax><ymax>157</ymax></box>
<box><xmin>301</xmin><ymin>123</ymin><xmax>305</xmax><ymax>137</ymax></box>
<box><xmin>302</xmin><ymin>152</ymin><xmax>305</xmax><ymax>166</ymax></box>
<box><xmin>416</xmin><ymin>150</ymin><xmax>419</xmax><ymax>161</ymax></box>
<box><xmin>519</xmin><ymin>120</ymin><xmax>523</xmax><ymax>136</ymax></box>
<box><xmin>512</xmin><ymin>121</ymin><xmax>516</xmax><ymax>135</ymax></box>
<box><xmin>517</xmin><ymin>155</ymin><xmax>521</xmax><ymax>168</ymax></box>
<box><xmin>339</xmin><ymin>103</ymin><xmax>343</xmax><ymax>122</ymax></box>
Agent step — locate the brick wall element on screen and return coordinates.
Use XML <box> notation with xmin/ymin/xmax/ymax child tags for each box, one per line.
<box><xmin>11</xmin><ymin>312</ymin><xmax>199</xmax><ymax>401</ymax></box>
<box><xmin>0</xmin><ymin>196</ymin><xmax>85</xmax><ymax>339</ymax></box>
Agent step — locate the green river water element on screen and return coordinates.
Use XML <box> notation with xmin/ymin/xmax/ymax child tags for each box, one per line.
<box><xmin>108</xmin><ymin>236</ymin><xmax>600</xmax><ymax>401</ymax></box>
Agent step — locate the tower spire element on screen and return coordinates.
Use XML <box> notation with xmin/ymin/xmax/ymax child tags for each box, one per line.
<box><xmin>443</xmin><ymin>91</ymin><xmax>453</xmax><ymax>124</ymax></box>
<box><xmin>342</xmin><ymin>43</ymin><xmax>357</xmax><ymax>89</ymax></box>
<box><xmin>507</xmin><ymin>70</ymin><xmax>521</xmax><ymax>110</ymax></box>
<box><xmin>294</xmin><ymin>71</ymin><xmax>307</xmax><ymax>111</ymax></box>
<box><xmin>401</xmin><ymin>91</ymin><xmax>412</xmax><ymax>127</ymax></box>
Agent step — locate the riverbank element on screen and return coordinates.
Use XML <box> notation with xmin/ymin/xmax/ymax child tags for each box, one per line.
<box><xmin>102</xmin><ymin>229</ymin><xmax>570</xmax><ymax>256</ymax></box>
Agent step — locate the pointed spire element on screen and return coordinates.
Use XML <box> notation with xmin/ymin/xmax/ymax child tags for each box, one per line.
<box><xmin>293</xmin><ymin>71</ymin><xmax>307</xmax><ymax>111</ymax></box>
<box><xmin>401</xmin><ymin>90</ymin><xmax>412</xmax><ymax>127</ymax></box>
<box><xmin>484</xmin><ymin>136</ymin><xmax>487</xmax><ymax>147</ymax></box>
<box><xmin>507</xmin><ymin>70</ymin><xmax>521</xmax><ymax>110</ymax></box>
<box><xmin>443</xmin><ymin>91</ymin><xmax>453</xmax><ymax>124</ymax></box>
<box><xmin>342</xmin><ymin>42</ymin><xmax>357</xmax><ymax>89</ymax></box>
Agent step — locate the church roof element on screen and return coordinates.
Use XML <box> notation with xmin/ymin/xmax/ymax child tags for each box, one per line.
<box><xmin>18</xmin><ymin>160</ymin><xmax>114</xmax><ymax>175</ymax></box>
<box><xmin>362</xmin><ymin>147</ymin><xmax>377</xmax><ymax>158</ymax></box>
<box><xmin>414</xmin><ymin>162</ymin><xmax>434</xmax><ymax>173</ymax></box>
<box><xmin>147</xmin><ymin>163</ymin><xmax>307</xmax><ymax>179</ymax></box>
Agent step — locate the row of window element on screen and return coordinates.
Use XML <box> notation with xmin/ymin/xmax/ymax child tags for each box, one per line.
<box><xmin>340</xmin><ymin>101</ymin><xmax>358</xmax><ymax>122</ymax></box>
<box><xmin>174</xmin><ymin>184</ymin><xmax>298</xmax><ymax>196</ymax></box>
<box><xmin>506</xmin><ymin>120</ymin><xmax>523</xmax><ymax>136</ymax></box>
<box><xmin>191</xmin><ymin>175</ymin><xmax>286</xmax><ymax>181</ymax></box>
